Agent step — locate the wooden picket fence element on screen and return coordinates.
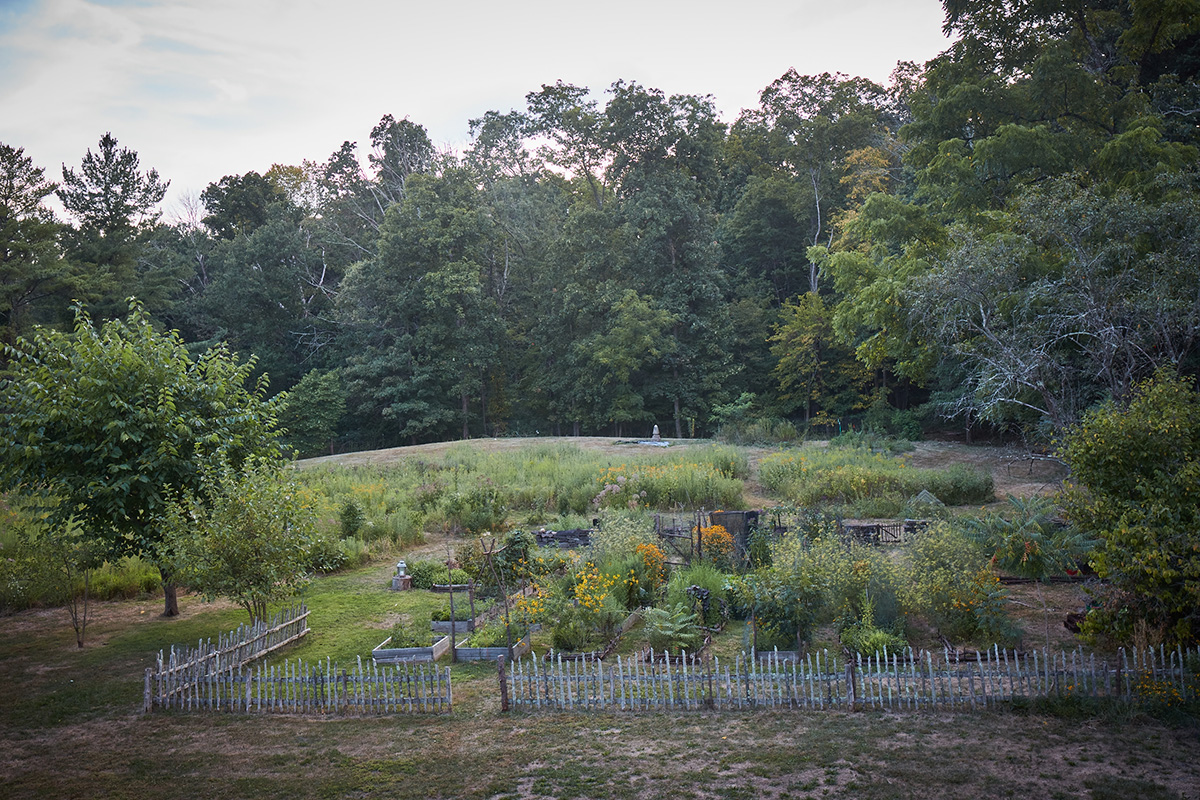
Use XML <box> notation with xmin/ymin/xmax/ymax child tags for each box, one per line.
<box><xmin>145</xmin><ymin>655</ymin><xmax>452</xmax><ymax>714</ymax></box>
<box><xmin>505</xmin><ymin>645</ymin><xmax>1200</xmax><ymax>711</ymax></box>
<box><xmin>151</xmin><ymin>604</ymin><xmax>310</xmax><ymax>684</ymax></box>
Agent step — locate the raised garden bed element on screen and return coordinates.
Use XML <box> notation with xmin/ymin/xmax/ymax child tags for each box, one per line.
<box><xmin>431</xmin><ymin>617</ymin><xmax>483</xmax><ymax>634</ymax></box>
<box><xmin>454</xmin><ymin>633</ymin><xmax>531</xmax><ymax>662</ymax></box>
<box><xmin>371</xmin><ymin>634</ymin><xmax>452</xmax><ymax>664</ymax></box>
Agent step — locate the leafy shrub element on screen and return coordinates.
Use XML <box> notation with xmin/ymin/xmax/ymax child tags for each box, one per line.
<box><xmin>642</xmin><ymin>604</ymin><xmax>703</xmax><ymax>653</ymax></box>
<box><xmin>697</xmin><ymin>524</ymin><xmax>734</xmax><ymax>571</ymax></box>
<box><xmin>302</xmin><ymin>531</ymin><xmax>348</xmax><ymax>574</ymax></box>
<box><xmin>841</xmin><ymin>618</ymin><xmax>908</xmax><ymax>658</ymax></box>
<box><xmin>665</xmin><ymin>562</ymin><xmax>728</xmax><ymax>627</ymax></box>
<box><xmin>905</xmin><ymin>522</ymin><xmax>1019</xmax><ymax>645</ymax></box>
<box><xmin>407</xmin><ymin>559</ymin><xmax>471</xmax><ymax>589</ymax></box>
<box><xmin>726</xmin><ymin>567</ymin><xmax>823</xmax><ymax>650</ymax></box>
<box><xmin>339</xmin><ymin>500</ymin><xmax>364</xmax><ymax>538</ymax></box>
<box><xmin>1059</xmin><ymin>370</ymin><xmax>1200</xmax><ymax>646</ymax></box>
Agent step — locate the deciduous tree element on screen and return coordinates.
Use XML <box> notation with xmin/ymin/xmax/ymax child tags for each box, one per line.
<box><xmin>0</xmin><ymin>301</ymin><xmax>283</xmax><ymax>616</ymax></box>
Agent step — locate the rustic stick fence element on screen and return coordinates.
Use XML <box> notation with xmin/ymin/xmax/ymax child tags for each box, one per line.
<box><xmin>152</xmin><ymin>604</ymin><xmax>308</xmax><ymax>678</ymax></box>
<box><xmin>505</xmin><ymin>645</ymin><xmax>1199</xmax><ymax>712</ymax></box>
<box><xmin>145</xmin><ymin>655</ymin><xmax>451</xmax><ymax>714</ymax></box>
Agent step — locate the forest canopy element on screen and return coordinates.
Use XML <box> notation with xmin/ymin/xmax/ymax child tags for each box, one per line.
<box><xmin>3</xmin><ymin>0</ymin><xmax>1199</xmax><ymax>454</ymax></box>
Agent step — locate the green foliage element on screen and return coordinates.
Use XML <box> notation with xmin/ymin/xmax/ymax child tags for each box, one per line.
<box><xmin>839</xmin><ymin>590</ymin><xmax>907</xmax><ymax>658</ymax></box>
<box><xmin>165</xmin><ymin>458</ymin><xmax>316</xmax><ymax>621</ymax></box>
<box><xmin>966</xmin><ymin>495</ymin><xmax>1095</xmax><ymax>581</ymax></box>
<box><xmin>906</xmin><ymin>522</ymin><xmax>1019</xmax><ymax>646</ymax></box>
<box><xmin>665</xmin><ymin>562</ymin><xmax>728</xmax><ymax>627</ymax></box>
<box><xmin>338</xmin><ymin>500</ymin><xmax>365</xmax><ymax>538</ymax></box>
<box><xmin>1060</xmin><ymin>370</ymin><xmax>1200</xmax><ymax>646</ymax></box>
<box><xmin>0</xmin><ymin>301</ymin><xmax>283</xmax><ymax>616</ymax></box>
<box><xmin>280</xmin><ymin>369</ymin><xmax>346</xmax><ymax>458</ymax></box>
<box><xmin>406</xmin><ymin>560</ymin><xmax>471</xmax><ymax>590</ymax></box>
<box><xmin>642</xmin><ymin>603</ymin><xmax>703</xmax><ymax>654</ymax></box>
<box><xmin>385</xmin><ymin>618</ymin><xmax>434</xmax><ymax>648</ymax></box>
<box><xmin>758</xmin><ymin>446</ymin><xmax>992</xmax><ymax>511</ymax></box>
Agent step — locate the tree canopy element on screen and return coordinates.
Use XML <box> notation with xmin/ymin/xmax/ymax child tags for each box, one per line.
<box><xmin>0</xmin><ymin>301</ymin><xmax>284</xmax><ymax>615</ymax></box>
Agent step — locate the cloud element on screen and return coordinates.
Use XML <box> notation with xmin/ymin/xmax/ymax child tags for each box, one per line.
<box><xmin>0</xmin><ymin>0</ymin><xmax>952</xmax><ymax>210</ymax></box>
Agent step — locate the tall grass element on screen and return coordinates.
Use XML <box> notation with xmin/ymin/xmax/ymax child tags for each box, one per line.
<box><xmin>294</xmin><ymin>442</ymin><xmax>748</xmax><ymax>537</ymax></box>
<box><xmin>758</xmin><ymin>445</ymin><xmax>993</xmax><ymax>513</ymax></box>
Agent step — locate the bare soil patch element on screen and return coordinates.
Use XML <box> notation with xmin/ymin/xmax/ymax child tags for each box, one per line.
<box><xmin>903</xmin><ymin>441</ymin><xmax>1068</xmax><ymax>500</ymax></box>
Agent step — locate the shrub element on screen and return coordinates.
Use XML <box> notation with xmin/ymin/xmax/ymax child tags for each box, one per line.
<box><xmin>642</xmin><ymin>604</ymin><xmax>703</xmax><ymax>653</ymax></box>
<box><xmin>1059</xmin><ymin>370</ymin><xmax>1200</xmax><ymax>646</ymax></box>
<box><xmin>339</xmin><ymin>500</ymin><xmax>364</xmax><ymax>538</ymax></box>
<box><xmin>407</xmin><ymin>559</ymin><xmax>470</xmax><ymax>590</ymax></box>
<box><xmin>697</xmin><ymin>523</ymin><xmax>734</xmax><ymax>571</ymax></box>
<box><xmin>906</xmin><ymin>522</ymin><xmax>1019</xmax><ymax>645</ymax></box>
<box><xmin>665</xmin><ymin>563</ymin><xmax>728</xmax><ymax>627</ymax></box>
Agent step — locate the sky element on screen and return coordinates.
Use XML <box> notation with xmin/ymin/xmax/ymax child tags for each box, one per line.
<box><xmin>0</xmin><ymin>0</ymin><xmax>955</xmax><ymax>218</ymax></box>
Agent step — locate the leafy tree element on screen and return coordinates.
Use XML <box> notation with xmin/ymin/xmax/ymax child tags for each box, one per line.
<box><xmin>770</xmin><ymin>292</ymin><xmax>870</xmax><ymax>424</ymax></box>
<box><xmin>165</xmin><ymin>458</ymin><xmax>315</xmax><ymax>622</ymax></box>
<box><xmin>0</xmin><ymin>301</ymin><xmax>283</xmax><ymax>616</ymax></box>
<box><xmin>910</xmin><ymin>173</ymin><xmax>1200</xmax><ymax>431</ymax></box>
<box><xmin>1060</xmin><ymin>370</ymin><xmax>1200</xmax><ymax>646</ymax></box>
<box><xmin>279</xmin><ymin>368</ymin><xmax>346</xmax><ymax>457</ymax></box>
<box><xmin>338</xmin><ymin>168</ymin><xmax>502</xmax><ymax>443</ymax></box>
<box><xmin>200</xmin><ymin>171</ymin><xmax>287</xmax><ymax>239</ymax></box>
<box><xmin>200</xmin><ymin>204</ymin><xmax>337</xmax><ymax>389</ymax></box>
<box><xmin>0</xmin><ymin>142</ymin><xmax>71</xmax><ymax>348</ymax></box>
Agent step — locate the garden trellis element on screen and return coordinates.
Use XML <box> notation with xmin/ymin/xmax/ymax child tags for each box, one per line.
<box><xmin>504</xmin><ymin>645</ymin><xmax>1199</xmax><ymax>712</ymax></box>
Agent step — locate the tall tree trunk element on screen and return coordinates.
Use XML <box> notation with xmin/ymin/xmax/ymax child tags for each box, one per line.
<box><xmin>161</xmin><ymin>570</ymin><xmax>179</xmax><ymax>617</ymax></box>
<box><xmin>674</xmin><ymin>396</ymin><xmax>683</xmax><ymax>439</ymax></box>
<box><xmin>461</xmin><ymin>392</ymin><xmax>470</xmax><ymax>439</ymax></box>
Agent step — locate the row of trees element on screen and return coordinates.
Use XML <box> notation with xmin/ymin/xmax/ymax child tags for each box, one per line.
<box><xmin>4</xmin><ymin>4</ymin><xmax>1199</xmax><ymax>452</ymax></box>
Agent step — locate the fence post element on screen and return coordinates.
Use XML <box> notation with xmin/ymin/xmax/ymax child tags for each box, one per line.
<box><xmin>143</xmin><ymin>667</ymin><xmax>153</xmax><ymax>713</ymax></box>
<box><xmin>498</xmin><ymin>655</ymin><xmax>509</xmax><ymax>712</ymax></box>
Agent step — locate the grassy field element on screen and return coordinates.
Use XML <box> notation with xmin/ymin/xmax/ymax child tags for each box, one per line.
<box><xmin>2</xmin><ymin>438</ymin><xmax>1195</xmax><ymax>799</ymax></box>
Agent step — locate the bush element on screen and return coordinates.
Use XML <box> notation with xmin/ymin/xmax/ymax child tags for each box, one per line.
<box><xmin>407</xmin><ymin>559</ymin><xmax>471</xmax><ymax>590</ymax></box>
<box><xmin>905</xmin><ymin>522</ymin><xmax>1019</xmax><ymax>646</ymax></box>
<box><xmin>665</xmin><ymin>563</ymin><xmax>728</xmax><ymax>627</ymax></box>
<box><xmin>1059</xmin><ymin>370</ymin><xmax>1200</xmax><ymax>646</ymax></box>
<box><xmin>642</xmin><ymin>604</ymin><xmax>703</xmax><ymax>653</ymax></box>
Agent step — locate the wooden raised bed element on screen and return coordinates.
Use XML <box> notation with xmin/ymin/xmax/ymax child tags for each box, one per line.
<box><xmin>454</xmin><ymin>633</ymin><xmax>531</xmax><ymax>662</ymax></box>
<box><xmin>371</xmin><ymin>635</ymin><xmax>452</xmax><ymax>664</ymax></box>
<box><xmin>430</xmin><ymin>617</ymin><xmax>482</xmax><ymax>634</ymax></box>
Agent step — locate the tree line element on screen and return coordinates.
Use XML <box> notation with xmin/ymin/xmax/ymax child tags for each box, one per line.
<box><xmin>3</xmin><ymin>1</ymin><xmax>1200</xmax><ymax>453</ymax></box>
